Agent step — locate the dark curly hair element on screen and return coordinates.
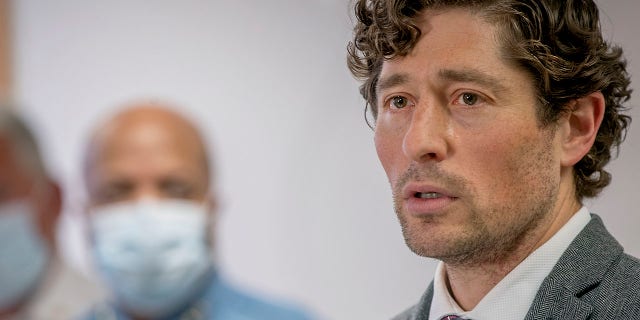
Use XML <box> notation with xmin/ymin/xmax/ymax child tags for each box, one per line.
<box><xmin>347</xmin><ymin>0</ymin><xmax>632</xmax><ymax>200</ymax></box>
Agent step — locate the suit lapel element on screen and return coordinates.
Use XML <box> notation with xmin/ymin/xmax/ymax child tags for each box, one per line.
<box><xmin>525</xmin><ymin>214</ymin><xmax>623</xmax><ymax>320</ymax></box>
<box><xmin>525</xmin><ymin>284</ymin><xmax>593</xmax><ymax>320</ymax></box>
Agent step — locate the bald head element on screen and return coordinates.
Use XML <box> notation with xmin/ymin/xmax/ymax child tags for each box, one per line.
<box><xmin>84</xmin><ymin>104</ymin><xmax>211</xmax><ymax>206</ymax></box>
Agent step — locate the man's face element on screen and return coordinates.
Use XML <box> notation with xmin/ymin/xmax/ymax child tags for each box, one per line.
<box><xmin>84</xmin><ymin>112</ymin><xmax>215</xmax><ymax>317</ymax></box>
<box><xmin>86</xmin><ymin>119</ymin><xmax>210</xmax><ymax>207</ymax></box>
<box><xmin>374</xmin><ymin>9</ymin><xmax>564</xmax><ymax>265</ymax></box>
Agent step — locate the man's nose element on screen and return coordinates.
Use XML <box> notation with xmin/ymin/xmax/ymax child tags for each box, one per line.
<box><xmin>402</xmin><ymin>102</ymin><xmax>449</xmax><ymax>163</ymax></box>
<box><xmin>133</xmin><ymin>184</ymin><xmax>162</xmax><ymax>201</ymax></box>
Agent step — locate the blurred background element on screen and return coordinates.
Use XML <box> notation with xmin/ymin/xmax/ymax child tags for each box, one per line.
<box><xmin>1</xmin><ymin>0</ymin><xmax>639</xmax><ymax>319</ymax></box>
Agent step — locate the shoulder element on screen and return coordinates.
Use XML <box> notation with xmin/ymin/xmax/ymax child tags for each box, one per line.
<box><xmin>209</xmin><ymin>279</ymin><xmax>314</xmax><ymax>320</ymax></box>
<box><xmin>580</xmin><ymin>215</ymin><xmax>640</xmax><ymax>293</ymax></box>
<box><xmin>392</xmin><ymin>305</ymin><xmax>419</xmax><ymax>320</ymax></box>
<box><xmin>392</xmin><ymin>282</ymin><xmax>434</xmax><ymax>320</ymax></box>
<box><xmin>29</xmin><ymin>261</ymin><xmax>107</xmax><ymax>320</ymax></box>
<box><xmin>592</xmin><ymin>253</ymin><xmax>640</xmax><ymax>316</ymax></box>
<box><xmin>567</xmin><ymin>216</ymin><xmax>640</xmax><ymax>317</ymax></box>
<box><xmin>611</xmin><ymin>252</ymin><xmax>640</xmax><ymax>282</ymax></box>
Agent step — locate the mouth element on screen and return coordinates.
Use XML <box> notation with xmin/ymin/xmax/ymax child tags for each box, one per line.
<box><xmin>414</xmin><ymin>192</ymin><xmax>445</xmax><ymax>199</ymax></box>
<box><xmin>401</xmin><ymin>183</ymin><xmax>458</xmax><ymax>216</ymax></box>
<box><xmin>402</xmin><ymin>183</ymin><xmax>455</xmax><ymax>200</ymax></box>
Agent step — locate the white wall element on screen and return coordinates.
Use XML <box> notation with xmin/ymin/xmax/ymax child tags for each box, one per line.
<box><xmin>10</xmin><ymin>1</ymin><xmax>640</xmax><ymax>319</ymax></box>
<box><xmin>589</xmin><ymin>0</ymin><xmax>640</xmax><ymax>265</ymax></box>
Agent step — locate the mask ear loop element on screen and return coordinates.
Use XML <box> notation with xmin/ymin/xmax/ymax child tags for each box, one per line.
<box><xmin>200</xmin><ymin>196</ymin><xmax>217</xmax><ymax>261</ymax></box>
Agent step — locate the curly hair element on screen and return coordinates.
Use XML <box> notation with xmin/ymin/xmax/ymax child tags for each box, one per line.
<box><xmin>347</xmin><ymin>0</ymin><xmax>632</xmax><ymax>200</ymax></box>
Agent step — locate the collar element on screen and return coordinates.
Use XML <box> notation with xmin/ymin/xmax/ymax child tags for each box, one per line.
<box><xmin>430</xmin><ymin>206</ymin><xmax>591</xmax><ymax>320</ymax></box>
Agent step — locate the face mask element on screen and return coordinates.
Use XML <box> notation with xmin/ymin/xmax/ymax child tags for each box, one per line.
<box><xmin>0</xmin><ymin>200</ymin><xmax>48</xmax><ymax>310</ymax></box>
<box><xmin>90</xmin><ymin>199</ymin><xmax>213</xmax><ymax>318</ymax></box>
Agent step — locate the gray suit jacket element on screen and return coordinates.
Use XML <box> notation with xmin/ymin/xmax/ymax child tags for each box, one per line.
<box><xmin>393</xmin><ymin>215</ymin><xmax>640</xmax><ymax>320</ymax></box>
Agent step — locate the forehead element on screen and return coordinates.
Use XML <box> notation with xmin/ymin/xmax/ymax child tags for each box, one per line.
<box><xmin>378</xmin><ymin>8</ymin><xmax>512</xmax><ymax>89</ymax></box>
<box><xmin>89</xmin><ymin>121</ymin><xmax>207</xmax><ymax>180</ymax></box>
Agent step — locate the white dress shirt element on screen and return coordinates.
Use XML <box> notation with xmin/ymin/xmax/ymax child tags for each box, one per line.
<box><xmin>429</xmin><ymin>207</ymin><xmax>591</xmax><ymax>320</ymax></box>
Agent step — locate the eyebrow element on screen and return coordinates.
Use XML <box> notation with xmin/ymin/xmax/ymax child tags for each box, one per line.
<box><xmin>376</xmin><ymin>68</ymin><xmax>507</xmax><ymax>95</ymax></box>
<box><xmin>438</xmin><ymin>68</ymin><xmax>507</xmax><ymax>93</ymax></box>
<box><xmin>376</xmin><ymin>73</ymin><xmax>410</xmax><ymax>95</ymax></box>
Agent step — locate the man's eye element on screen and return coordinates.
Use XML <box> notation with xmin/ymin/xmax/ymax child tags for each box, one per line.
<box><xmin>458</xmin><ymin>92</ymin><xmax>479</xmax><ymax>106</ymax></box>
<box><xmin>96</xmin><ymin>185</ymin><xmax>131</xmax><ymax>204</ymax></box>
<box><xmin>390</xmin><ymin>96</ymin><xmax>409</xmax><ymax>109</ymax></box>
<box><xmin>161</xmin><ymin>181</ymin><xmax>194</xmax><ymax>199</ymax></box>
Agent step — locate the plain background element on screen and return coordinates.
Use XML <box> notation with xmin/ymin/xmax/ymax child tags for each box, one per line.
<box><xmin>9</xmin><ymin>1</ymin><xmax>640</xmax><ymax>319</ymax></box>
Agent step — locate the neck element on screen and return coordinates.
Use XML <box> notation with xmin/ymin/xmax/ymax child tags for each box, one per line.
<box><xmin>444</xmin><ymin>179</ymin><xmax>582</xmax><ymax>310</ymax></box>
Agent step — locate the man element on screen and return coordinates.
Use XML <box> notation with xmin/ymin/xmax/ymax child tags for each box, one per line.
<box><xmin>0</xmin><ymin>108</ymin><xmax>103</xmax><ymax>319</ymax></box>
<box><xmin>347</xmin><ymin>0</ymin><xmax>640</xmax><ymax>319</ymax></box>
<box><xmin>81</xmin><ymin>103</ymin><xmax>312</xmax><ymax>320</ymax></box>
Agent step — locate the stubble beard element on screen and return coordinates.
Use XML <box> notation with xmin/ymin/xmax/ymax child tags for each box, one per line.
<box><xmin>392</xmin><ymin>136</ymin><xmax>558</xmax><ymax>267</ymax></box>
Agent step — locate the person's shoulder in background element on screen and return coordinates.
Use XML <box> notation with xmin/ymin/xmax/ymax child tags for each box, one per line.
<box><xmin>27</xmin><ymin>258</ymin><xmax>107</xmax><ymax>320</ymax></box>
<box><xmin>209</xmin><ymin>277</ymin><xmax>316</xmax><ymax>320</ymax></box>
<box><xmin>77</xmin><ymin>273</ymin><xmax>316</xmax><ymax>320</ymax></box>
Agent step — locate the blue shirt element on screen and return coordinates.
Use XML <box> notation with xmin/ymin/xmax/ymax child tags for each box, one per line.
<box><xmin>81</xmin><ymin>272</ymin><xmax>313</xmax><ymax>320</ymax></box>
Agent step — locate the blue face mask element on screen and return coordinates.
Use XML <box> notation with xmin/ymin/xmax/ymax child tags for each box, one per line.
<box><xmin>90</xmin><ymin>199</ymin><xmax>213</xmax><ymax>318</ymax></box>
<box><xmin>0</xmin><ymin>200</ymin><xmax>48</xmax><ymax>310</ymax></box>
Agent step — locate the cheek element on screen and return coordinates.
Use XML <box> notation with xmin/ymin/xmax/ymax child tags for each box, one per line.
<box><xmin>374</xmin><ymin>125</ymin><xmax>406</xmax><ymax>180</ymax></box>
<box><xmin>465</xmin><ymin>129</ymin><xmax>555</xmax><ymax>202</ymax></box>
<box><xmin>374</xmin><ymin>131</ymin><xmax>393</xmax><ymax>175</ymax></box>
<box><xmin>461</xmin><ymin>130</ymin><xmax>530</xmax><ymax>188</ymax></box>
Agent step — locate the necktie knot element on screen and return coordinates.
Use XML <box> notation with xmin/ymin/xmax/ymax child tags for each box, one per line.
<box><xmin>439</xmin><ymin>315</ymin><xmax>468</xmax><ymax>320</ymax></box>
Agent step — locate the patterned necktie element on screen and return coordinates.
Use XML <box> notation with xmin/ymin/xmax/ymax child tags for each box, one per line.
<box><xmin>439</xmin><ymin>315</ymin><xmax>467</xmax><ymax>320</ymax></box>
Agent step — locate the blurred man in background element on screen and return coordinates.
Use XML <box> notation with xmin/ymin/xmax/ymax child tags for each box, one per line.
<box><xmin>0</xmin><ymin>107</ymin><xmax>103</xmax><ymax>319</ymax></box>
<box><xmin>81</xmin><ymin>103</ymin><xmax>312</xmax><ymax>320</ymax></box>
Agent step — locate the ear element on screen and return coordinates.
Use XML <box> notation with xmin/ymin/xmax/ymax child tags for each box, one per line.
<box><xmin>559</xmin><ymin>92</ymin><xmax>605</xmax><ymax>167</ymax></box>
<box><xmin>205</xmin><ymin>193</ymin><xmax>218</xmax><ymax>215</ymax></box>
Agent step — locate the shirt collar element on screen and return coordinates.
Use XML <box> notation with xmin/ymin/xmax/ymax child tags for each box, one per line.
<box><xmin>430</xmin><ymin>206</ymin><xmax>591</xmax><ymax>320</ymax></box>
